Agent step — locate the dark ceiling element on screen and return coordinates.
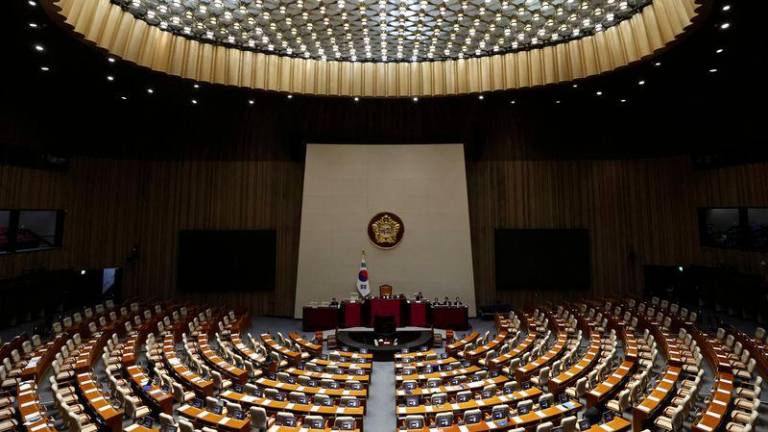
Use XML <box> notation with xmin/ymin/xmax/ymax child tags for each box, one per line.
<box><xmin>0</xmin><ymin>0</ymin><xmax>765</xmax><ymax>164</ymax></box>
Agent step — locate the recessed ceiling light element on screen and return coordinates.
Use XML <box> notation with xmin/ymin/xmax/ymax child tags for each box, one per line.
<box><xmin>106</xmin><ymin>75</ymin><xmax>115</xmax><ymax>81</ymax></box>
<box><xmin>191</xmin><ymin>99</ymin><xmax>198</xmax><ymax>105</ymax></box>
<box><xmin>33</xmin><ymin>44</ymin><xmax>44</xmax><ymax>52</ymax></box>
<box><xmin>638</xmin><ymin>80</ymin><xmax>646</xmax><ymax>86</ymax></box>
<box><xmin>413</xmin><ymin>97</ymin><xmax>419</xmax><ymax>102</ymax></box>
<box><xmin>721</xmin><ymin>4</ymin><xmax>731</xmax><ymax>11</ymax></box>
<box><xmin>716</xmin><ymin>48</ymin><xmax>725</xmax><ymax>54</ymax></box>
<box><xmin>108</xmin><ymin>57</ymin><xmax>116</xmax><ymax>63</ymax></box>
<box><xmin>248</xmin><ymin>99</ymin><xmax>255</xmax><ymax>105</ymax></box>
<box><xmin>40</xmin><ymin>66</ymin><xmax>50</xmax><ymax>71</ymax></box>
<box><xmin>719</xmin><ymin>22</ymin><xmax>731</xmax><ymax>30</ymax></box>
<box><xmin>28</xmin><ymin>23</ymin><xmax>38</xmax><ymax>28</ymax></box>
<box><xmin>111</xmin><ymin>0</ymin><xmax>656</xmax><ymax>63</ymax></box>
<box><xmin>146</xmin><ymin>88</ymin><xmax>154</xmax><ymax>94</ymax></box>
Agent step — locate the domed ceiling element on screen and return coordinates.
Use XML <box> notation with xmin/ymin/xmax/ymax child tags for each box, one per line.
<box><xmin>46</xmin><ymin>0</ymin><xmax>705</xmax><ymax>96</ymax></box>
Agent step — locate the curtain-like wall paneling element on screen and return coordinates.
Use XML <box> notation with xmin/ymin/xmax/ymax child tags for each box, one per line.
<box><xmin>467</xmin><ymin>158</ymin><xmax>768</xmax><ymax>308</ymax></box>
<box><xmin>2</xmin><ymin>156</ymin><xmax>768</xmax><ymax>314</ymax></box>
<box><xmin>0</xmin><ymin>159</ymin><xmax>303</xmax><ymax>316</ymax></box>
<box><xmin>48</xmin><ymin>0</ymin><xmax>703</xmax><ymax>97</ymax></box>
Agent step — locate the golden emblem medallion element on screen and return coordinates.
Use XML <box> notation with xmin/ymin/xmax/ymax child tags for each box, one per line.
<box><xmin>367</xmin><ymin>212</ymin><xmax>405</xmax><ymax>249</ymax></box>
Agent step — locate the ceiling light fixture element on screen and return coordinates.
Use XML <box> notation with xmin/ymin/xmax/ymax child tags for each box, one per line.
<box><xmin>112</xmin><ymin>0</ymin><xmax>654</xmax><ymax>63</ymax></box>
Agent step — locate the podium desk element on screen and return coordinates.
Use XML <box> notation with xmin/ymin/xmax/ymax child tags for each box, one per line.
<box><xmin>432</xmin><ymin>305</ymin><xmax>470</xmax><ymax>330</ymax></box>
<box><xmin>369</xmin><ymin>298</ymin><xmax>403</xmax><ymax>327</ymax></box>
<box><xmin>408</xmin><ymin>301</ymin><xmax>428</xmax><ymax>327</ymax></box>
<box><xmin>342</xmin><ymin>301</ymin><xmax>363</xmax><ymax>328</ymax></box>
<box><xmin>302</xmin><ymin>306</ymin><xmax>339</xmax><ymax>331</ymax></box>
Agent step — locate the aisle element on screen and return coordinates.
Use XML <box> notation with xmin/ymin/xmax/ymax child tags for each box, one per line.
<box><xmin>365</xmin><ymin>360</ymin><xmax>397</xmax><ymax>431</ymax></box>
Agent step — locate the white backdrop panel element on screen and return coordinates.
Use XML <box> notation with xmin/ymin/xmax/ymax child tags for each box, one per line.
<box><xmin>294</xmin><ymin>144</ymin><xmax>476</xmax><ymax>318</ymax></box>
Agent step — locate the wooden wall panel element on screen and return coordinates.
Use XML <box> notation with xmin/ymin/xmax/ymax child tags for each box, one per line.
<box><xmin>0</xmin><ymin>158</ymin><xmax>303</xmax><ymax>316</ymax></box>
<box><xmin>3</xmin><ymin>155</ymin><xmax>767</xmax><ymax>314</ymax></box>
<box><xmin>467</xmin><ymin>158</ymin><xmax>768</xmax><ymax>308</ymax></box>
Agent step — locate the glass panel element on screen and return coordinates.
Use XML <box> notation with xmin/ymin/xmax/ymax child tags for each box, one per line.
<box><xmin>747</xmin><ymin>208</ymin><xmax>768</xmax><ymax>250</ymax></box>
<box><xmin>0</xmin><ymin>210</ymin><xmax>10</xmax><ymax>253</ymax></box>
<box><xmin>16</xmin><ymin>210</ymin><xmax>58</xmax><ymax>251</ymax></box>
<box><xmin>701</xmin><ymin>208</ymin><xmax>740</xmax><ymax>248</ymax></box>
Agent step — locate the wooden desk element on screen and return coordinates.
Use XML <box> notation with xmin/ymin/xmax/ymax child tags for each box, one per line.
<box><xmin>549</xmin><ymin>333</ymin><xmax>601</xmax><ymax>394</ymax></box>
<box><xmin>261</xmin><ymin>334</ymin><xmax>311</xmax><ymax>362</ymax></box>
<box><xmin>284</xmin><ymin>367</ymin><xmax>370</xmax><ymax>384</ymax></box>
<box><xmin>396</xmin><ymin>366</ymin><xmax>480</xmax><ymax>384</ymax></box>
<box><xmin>395</xmin><ymin>376</ymin><xmax>508</xmax><ymax>400</ymax></box>
<box><xmin>75</xmin><ymin>332</ymin><xmax>111</xmax><ymax>372</ymax></box>
<box><xmin>489</xmin><ymin>333</ymin><xmax>536</xmax><ymax>370</ymax></box>
<box><xmin>230</xmin><ymin>333</ymin><xmax>266</xmax><ymax>365</ymax></box>
<box><xmin>632</xmin><ymin>366</ymin><xmax>681</xmax><ymax>432</ymax></box>
<box><xmin>445</xmin><ymin>332</ymin><xmax>479</xmax><ymax>356</ymax></box>
<box><xmin>125</xmin><ymin>365</ymin><xmax>174</xmax><ymax>414</ymax></box>
<box><xmin>310</xmin><ymin>358</ymin><xmax>373</xmax><ymax>371</ymax></box>
<box><xmin>587</xmin><ymin>417</ymin><xmax>632</xmax><ymax>432</ymax></box>
<box><xmin>267</xmin><ymin>426</ymin><xmax>358</xmax><ymax>432</ymax></box>
<box><xmin>220</xmin><ymin>390</ymin><xmax>365</xmax><ymax>417</ymax></box>
<box><xmin>198</xmin><ymin>334</ymin><xmax>248</xmax><ymax>384</ymax></box>
<box><xmin>326</xmin><ymin>350</ymin><xmax>373</xmax><ymax>361</ymax></box>
<box><xmin>515</xmin><ymin>333</ymin><xmax>568</xmax><ymax>380</ymax></box>
<box><xmin>460</xmin><ymin>333</ymin><xmax>508</xmax><ymax>360</ymax></box>
<box><xmin>177</xmin><ymin>404</ymin><xmax>250</xmax><ymax>432</ymax></box>
<box><xmin>395</xmin><ymin>351</ymin><xmax>437</xmax><ymax>361</ymax></box>
<box><xmin>76</xmin><ymin>373</ymin><xmax>124</xmax><ymax>432</ymax></box>
<box><xmin>289</xmin><ymin>332</ymin><xmax>323</xmax><ymax>356</ymax></box>
<box><xmin>396</xmin><ymin>387</ymin><xmax>543</xmax><ymax>416</ymax></box>
<box><xmin>162</xmin><ymin>334</ymin><xmax>214</xmax><ymax>396</ymax></box>
<box><xmin>124</xmin><ymin>425</ymin><xmax>159</xmax><ymax>432</ymax></box>
<box><xmin>729</xmin><ymin>325</ymin><xmax>768</xmax><ymax>378</ymax></box>
<box><xmin>20</xmin><ymin>335</ymin><xmax>66</xmax><ymax>382</ymax></box>
<box><xmin>17</xmin><ymin>381</ymin><xmax>57</xmax><ymax>432</ymax></box>
<box><xmin>254</xmin><ymin>377</ymin><xmax>367</xmax><ymax>399</ymax></box>
<box><xmin>691</xmin><ymin>372</ymin><xmax>733</xmax><ymax>432</ymax></box>
<box><xmin>121</xmin><ymin>332</ymin><xmax>143</xmax><ymax>366</ymax></box>
<box><xmin>395</xmin><ymin>357</ymin><xmax>456</xmax><ymax>372</ymax></box>
<box><xmin>397</xmin><ymin>401</ymin><xmax>581</xmax><ymax>431</ymax></box>
<box><xmin>586</xmin><ymin>360</ymin><xmax>635</xmax><ymax>408</ymax></box>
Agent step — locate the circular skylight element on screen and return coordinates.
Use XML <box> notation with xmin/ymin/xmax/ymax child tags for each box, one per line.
<box><xmin>114</xmin><ymin>0</ymin><xmax>652</xmax><ymax>62</ymax></box>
